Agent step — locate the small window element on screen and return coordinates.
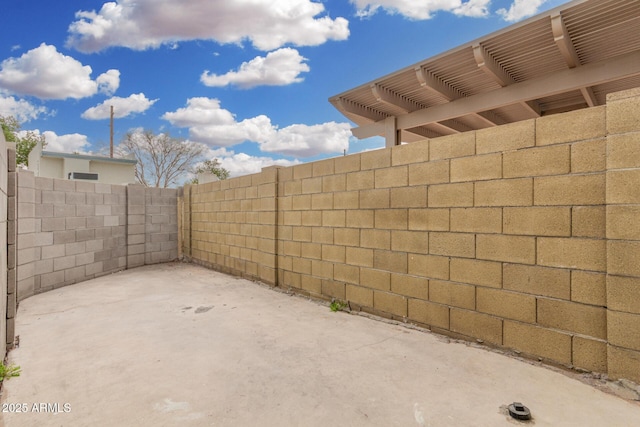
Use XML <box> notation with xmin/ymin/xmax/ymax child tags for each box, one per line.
<box><xmin>68</xmin><ymin>172</ymin><xmax>99</xmax><ymax>180</ymax></box>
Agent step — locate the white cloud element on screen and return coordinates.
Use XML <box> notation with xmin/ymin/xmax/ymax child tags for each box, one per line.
<box><xmin>66</xmin><ymin>0</ymin><xmax>350</xmax><ymax>53</ymax></box>
<box><xmin>201</xmin><ymin>48</ymin><xmax>310</xmax><ymax>89</ymax></box>
<box><xmin>0</xmin><ymin>95</ymin><xmax>50</xmax><ymax>123</ymax></box>
<box><xmin>497</xmin><ymin>0</ymin><xmax>548</xmax><ymax>22</ymax></box>
<box><xmin>351</xmin><ymin>0</ymin><xmax>490</xmax><ymax>19</ymax></box>
<box><xmin>96</xmin><ymin>69</ymin><xmax>120</xmax><ymax>95</ymax></box>
<box><xmin>220</xmin><ymin>152</ymin><xmax>301</xmax><ymax>177</ymax></box>
<box><xmin>259</xmin><ymin>122</ymin><xmax>352</xmax><ymax>157</ymax></box>
<box><xmin>0</xmin><ymin>43</ymin><xmax>120</xmax><ymax>100</ymax></box>
<box><xmin>200</xmin><ymin>147</ymin><xmax>301</xmax><ymax>178</ymax></box>
<box><xmin>161</xmin><ymin>98</ymin><xmax>234</xmax><ymax>125</ymax></box>
<box><xmin>162</xmin><ymin>97</ymin><xmax>352</xmax><ymax>158</ymax></box>
<box><xmin>81</xmin><ymin>93</ymin><xmax>157</xmax><ymax>120</ymax></box>
<box><xmin>21</xmin><ymin>129</ymin><xmax>90</xmax><ymax>153</ymax></box>
<box><xmin>190</xmin><ymin>115</ymin><xmax>275</xmax><ymax>148</ymax></box>
<box><xmin>162</xmin><ymin>97</ymin><xmax>269</xmax><ymax>147</ymax></box>
<box><xmin>454</xmin><ymin>0</ymin><xmax>492</xmax><ymax>17</ymax></box>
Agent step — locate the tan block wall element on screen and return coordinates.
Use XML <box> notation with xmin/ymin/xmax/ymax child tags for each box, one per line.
<box><xmin>605</xmin><ymin>88</ymin><xmax>640</xmax><ymax>383</ymax></box>
<box><xmin>180</xmin><ymin>88</ymin><xmax>640</xmax><ymax>384</ymax></box>
<box><xmin>183</xmin><ymin>167</ymin><xmax>279</xmax><ymax>285</ymax></box>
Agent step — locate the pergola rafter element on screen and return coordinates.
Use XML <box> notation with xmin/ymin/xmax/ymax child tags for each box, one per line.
<box><xmin>330</xmin><ymin>0</ymin><xmax>640</xmax><ymax>147</ymax></box>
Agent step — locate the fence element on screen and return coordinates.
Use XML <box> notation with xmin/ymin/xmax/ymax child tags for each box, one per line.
<box><xmin>4</xmin><ymin>166</ymin><xmax>179</xmax><ymax>350</ymax></box>
<box><xmin>3</xmin><ymin>88</ymin><xmax>639</xmax><ymax>383</ymax></box>
<box><xmin>181</xmin><ymin>88</ymin><xmax>640</xmax><ymax>383</ymax></box>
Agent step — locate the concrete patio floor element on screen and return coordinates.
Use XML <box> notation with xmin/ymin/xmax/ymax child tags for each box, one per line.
<box><xmin>1</xmin><ymin>263</ymin><xmax>639</xmax><ymax>427</ymax></box>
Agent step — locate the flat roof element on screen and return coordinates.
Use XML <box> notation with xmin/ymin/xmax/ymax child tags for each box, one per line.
<box><xmin>42</xmin><ymin>151</ymin><xmax>137</xmax><ymax>164</ymax></box>
<box><xmin>330</xmin><ymin>0</ymin><xmax>640</xmax><ymax>143</ymax></box>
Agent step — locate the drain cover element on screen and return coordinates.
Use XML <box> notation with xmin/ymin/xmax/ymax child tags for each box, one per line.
<box><xmin>508</xmin><ymin>402</ymin><xmax>531</xmax><ymax>421</ymax></box>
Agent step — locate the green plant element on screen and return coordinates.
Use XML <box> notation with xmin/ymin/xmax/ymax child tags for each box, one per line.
<box><xmin>330</xmin><ymin>300</ymin><xmax>348</xmax><ymax>312</ymax></box>
<box><xmin>1</xmin><ymin>115</ymin><xmax>46</xmax><ymax>166</ymax></box>
<box><xmin>0</xmin><ymin>363</ymin><xmax>21</xmax><ymax>381</ymax></box>
<box><xmin>191</xmin><ymin>158</ymin><xmax>230</xmax><ymax>183</ymax></box>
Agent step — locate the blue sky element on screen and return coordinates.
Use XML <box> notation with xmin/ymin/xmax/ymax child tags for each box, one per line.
<box><xmin>0</xmin><ymin>0</ymin><xmax>568</xmax><ymax>177</ymax></box>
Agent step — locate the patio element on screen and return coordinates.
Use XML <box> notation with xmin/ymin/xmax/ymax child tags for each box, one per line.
<box><xmin>1</xmin><ymin>263</ymin><xmax>638</xmax><ymax>426</ymax></box>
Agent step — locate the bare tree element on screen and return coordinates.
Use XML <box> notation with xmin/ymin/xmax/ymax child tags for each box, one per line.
<box><xmin>121</xmin><ymin>129</ymin><xmax>206</xmax><ymax>188</ymax></box>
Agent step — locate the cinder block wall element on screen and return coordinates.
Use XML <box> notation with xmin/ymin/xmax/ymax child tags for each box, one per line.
<box><xmin>0</xmin><ymin>133</ymin><xmax>9</xmax><ymax>353</ymax></box>
<box><xmin>274</xmin><ymin>122</ymin><xmax>609</xmax><ymax>368</ymax></box>
<box><xmin>6</xmin><ymin>146</ymin><xmax>17</xmax><ymax>351</ymax></box>
<box><xmin>144</xmin><ymin>188</ymin><xmax>179</xmax><ymax>265</ymax></box>
<box><xmin>126</xmin><ymin>185</ymin><xmax>179</xmax><ymax>268</ymax></box>
<box><xmin>604</xmin><ymin>88</ymin><xmax>640</xmax><ymax>382</ymax></box>
<box><xmin>15</xmin><ymin>176</ymin><xmax>178</xmax><ymax>301</ymax></box>
<box><xmin>182</xmin><ymin>167</ymin><xmax>278</xmax><ymax>285</ymax></box>
<box><xmin>181</xmin><ymin>88</ymin><xmax>640</xmax><ymax>383</ymax></box>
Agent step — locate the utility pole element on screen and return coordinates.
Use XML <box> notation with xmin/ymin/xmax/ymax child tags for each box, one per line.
<box><xmin>110</xmin><ymin>105</ymin><xmax>114</xmax><ymax>158</ymax></box>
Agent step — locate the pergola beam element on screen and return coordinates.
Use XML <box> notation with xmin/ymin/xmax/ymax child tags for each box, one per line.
<box><xmin>415</xmin><ymin>67</ymin><xmax>460</xmax><ymax>100</ymax></box>
<box><xmin>370</xmin><ymin>84</ymin><xmax>421</xmax><ymax>113</ymax></box>
<box><xmin>475</xmin><ymin>111</ymin><xmax>507</xmax><ymax>126</ymax></box>
<box><xmin>473</xmin><ymin>43</ymin><xmax>542</xmax><ymax>116</ymax></box>
<box><xmin>336</xmin><ymin>98</ymin><xmax>386</xmax><ymax>122</ymax></box>
<box><xmin>352</xmin><ymin>50</ymin><xmax>640</xmax><ymax>139</ymax></box>
<box><xmin>473</xmin><ymin>44</ymin><xmax>513</xmax><ymax>86</ymax></box>
<box><xmin>551</xmin><ymin>12</ymin><xmax>580</xmax><ymax>68</ymax></box>
<box><xmin>580</xmin><ymin>87</ymin><xmax>598</xmax><ymax>107</ymax></box>
<box><xmin>416</xmin><ymin>65</ymin><xmax>503</xmax><ymax>127</ymax></box>
<box><xmin>427</xmin><ymin>122</ymin><xmax>461</xmax><ymax>135</ymax></box>
<box><xmin>405</xmin><ymin>127</ymin><xmax>442</xmax><ymax>140</ymax></box>
<box><xmin>439</xmin><ymin>119</ymin><xmax>474</xmax><ymax>133</ymax></box>
<box><xmin>551</xmin><ymin>11</ymin><xmax>598</xmax><ymax>107</ymax></box>
<box><xmin>522</xmin><ymin>100</ymin><xmax>542</xmax><ymax>118</ymax></box>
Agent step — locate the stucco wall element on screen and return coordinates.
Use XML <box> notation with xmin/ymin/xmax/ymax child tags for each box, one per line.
<box><xmin>29</xmin><ymin>142</ymin><xmax>136</xmax><ymax>185</ymax></box>
<box><xmin>38</xmin><ymin>157</ymin><xmax>135</xmax><ymax>185</ymax></box>
<box><xmin>15</xmin><ymin>175</ymin><xmax>178</xmax><ymax>301</ymax></box>
<box><xmin>182</xmin><ymin>88</ymin><xmax>640</xmax><ymax>383</ymax></box>
<box><xmin>39</xmin><ymin>157</ymin><xmax>63</xmax><ymax>180</ymax></box>
<box><xmin>89</xmin><ymin>161</ymin><xmax>136</xmax><ymax>185</ymax></box>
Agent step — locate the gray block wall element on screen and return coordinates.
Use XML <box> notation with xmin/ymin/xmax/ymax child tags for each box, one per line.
<box><xmin>145</xmin><ymin>187</ymin><xmax>178</xmax><ymax>264</ymax></box>
<box><xmin>126</xmin><ymin>185</ymin><xmax>178</xmax><ymax>267</ymax></box>
<box><xmin>6</xmin><ymin>147</ymin><xmax>16</xmax><ymax>350</ymax></box>
<box><xmin>1</xmin><ymin>134</ymin><xmax>11</xmax><ymax>352</ymax></box>
<box><xmin>15</xmin><ymin>172</ymin><xmax>178</xmax><ymax>301</ymax></box>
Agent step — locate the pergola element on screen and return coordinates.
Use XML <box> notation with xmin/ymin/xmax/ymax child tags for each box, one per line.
<box><xmin>329</xmin><ymin>0</ymin><xmax>640</xmax><ymax>147</ymax></box>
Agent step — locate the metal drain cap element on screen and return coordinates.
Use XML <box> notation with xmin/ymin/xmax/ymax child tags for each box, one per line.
<box><xmin>508</xmin><ymin>402</ymin><xmax>531</xmax><ymax>421</ymax></box>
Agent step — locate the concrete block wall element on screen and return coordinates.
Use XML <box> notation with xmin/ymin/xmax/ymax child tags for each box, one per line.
<box><xmin>15</xmin><ymin>176</ymin><xmax>178</xmax><ymax>301</ymax></box>
<box><xmin>180</xmin><ymin>88</ymin><xmax>640</xmax><ymax>383</ymax></box>
<box><xmin>604</xmin><ymin>88</ymin><xmax>640</xmax><ymax>382</ymax></box>
<box><xmin>127</xmin><ymin>184</ymin><xmax>146</xmax><ymax>268</ymax></box>
<box><xmin>16</xmin><ymin>172</ymin><xmax>128</xmax><ymax>300</ymax></box>
<box><xmin>124</xmin><ymin>185</ymin><xmax>178</xmax><ymax>268</ymax></box>
<box><xmin>183</xmin><ymin>166</ymin><xmax>279</xmax><ymax>285</ymax></box>
<box><xmin>1</xmin><ymin>133</ymin><xmax>10</xmax><ymax>353</ymax></box>
<box><xmin>5</xmin><ymin>146</ymin><xmax>16</xmax><ymax>351</ymax></box>
<box><xmin>144</xmin><ymin>187</ymin><xmax>179</xmax><ymax>264</ymax></box>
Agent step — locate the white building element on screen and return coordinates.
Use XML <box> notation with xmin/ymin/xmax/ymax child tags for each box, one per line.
<box><xmin>28</xmin><ymin>141</ymin><xmax>137</xmax><ymax>185</ymax></box>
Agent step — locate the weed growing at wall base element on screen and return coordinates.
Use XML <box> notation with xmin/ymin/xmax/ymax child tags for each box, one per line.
<box><xmin>330</xmin><ymin>300</ymin><xmax>348</xmax><ymax>312</ymax></box>
<box><xmin>0</xmin><ymin>363</ymin><xmax>21</xmax><ymax>381</ymax></box>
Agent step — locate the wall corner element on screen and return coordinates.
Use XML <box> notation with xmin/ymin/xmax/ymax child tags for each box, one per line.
<box><xmin>604</xmin><ymin>87</ymin><xmax>640</xmax><ymax>383</ymax></box>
